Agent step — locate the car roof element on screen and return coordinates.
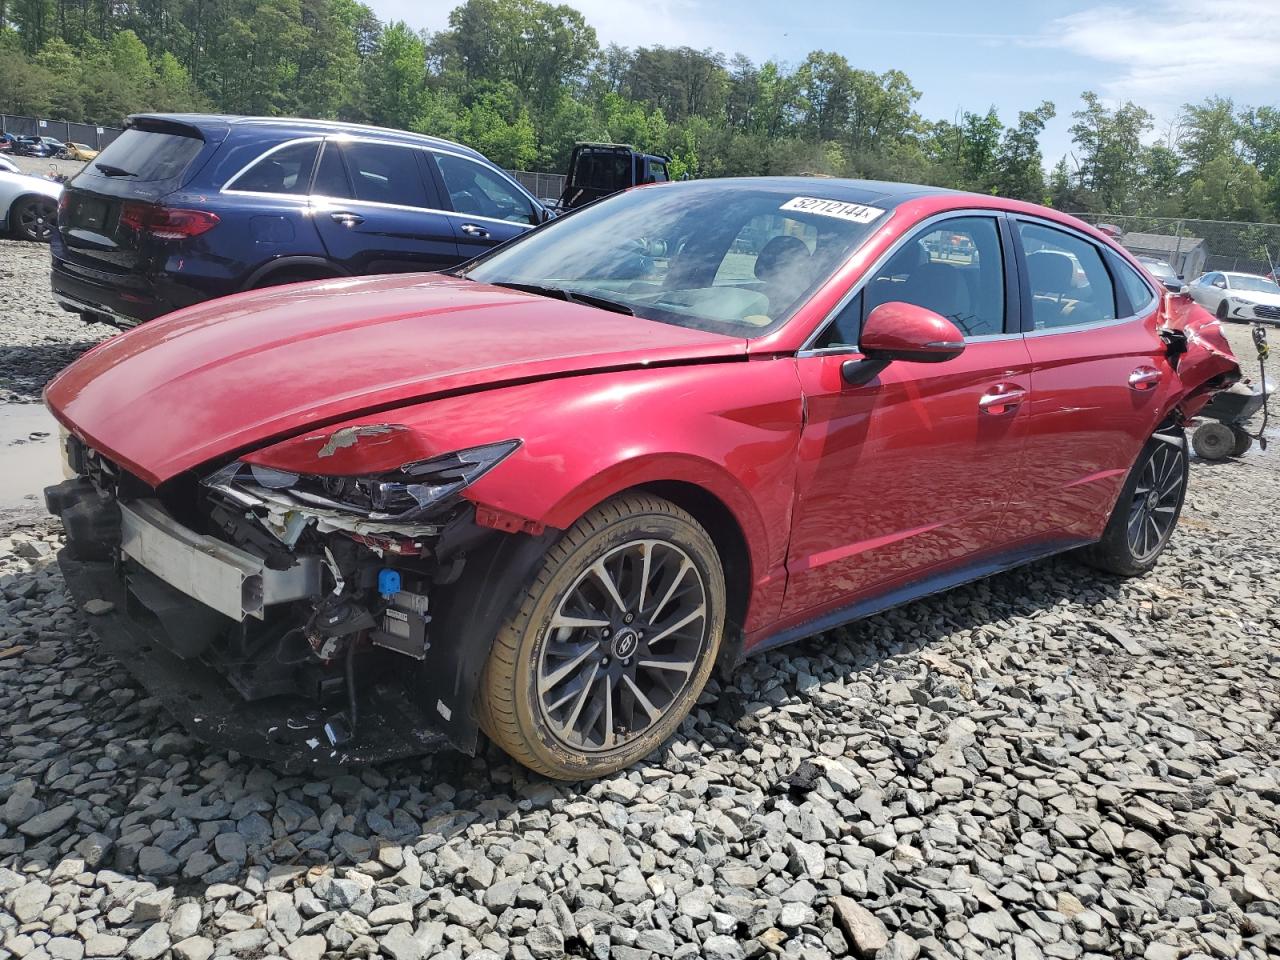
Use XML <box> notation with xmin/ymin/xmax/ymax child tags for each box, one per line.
<box><xmin>128</xmin><ymin>114</ymin><xmax>487</xmax><ymax>162</ymax></box>
<box><xmin>658</xmin><ymin>176</ymin><xmax>967</xmax><ymax>207</ymax></box>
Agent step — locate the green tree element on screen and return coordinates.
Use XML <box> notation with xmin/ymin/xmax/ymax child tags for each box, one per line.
<box><xmin>1070</xmin><ymin>91</ymin><xmax>1153</xmax><ymax>212</ymax></box>
<box><xmin>993</xmin><ymin>101</ymin><xmax>1055</xmax><ymax>202</ymax></box>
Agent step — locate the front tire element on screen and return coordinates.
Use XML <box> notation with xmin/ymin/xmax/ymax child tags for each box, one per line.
<box><xmin>1216</xmin><ymin>300</ymin><xmax>1230</xmax><ymax>321</ymax></box>
<box><xmin>478</xmin><ymin>493</ymin><xmax>726</xmax><ymax>780</ymax></box>
<box><xmin>1081</xmin><ymin>429</ymin><xmax>1188</xmax><ymax>577</ymax></box>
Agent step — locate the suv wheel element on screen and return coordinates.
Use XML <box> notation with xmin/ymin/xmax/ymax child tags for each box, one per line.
<box><xmin>478</xmin><ymin>493</ymin><xmax>726</xmax><ymax>779</ymax></box>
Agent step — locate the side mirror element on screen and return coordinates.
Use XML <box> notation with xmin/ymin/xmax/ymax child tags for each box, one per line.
<box><xmin>842</xmin><ymin>301</ymin><xmax>966</xmax><ymax>386</ymax></box>
<box><xmin>1162</xmin><ymin>280</ymin><xmax>1190</xmax><ymax>295</ymax></box>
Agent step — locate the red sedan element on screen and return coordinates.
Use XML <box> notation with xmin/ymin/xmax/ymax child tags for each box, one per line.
<box><xmin>44</xmin><ymin>179</ymin><xmax>1239</xmax><ymax>778</ymax></box>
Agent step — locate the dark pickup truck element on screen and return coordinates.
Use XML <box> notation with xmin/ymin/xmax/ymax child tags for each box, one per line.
<box><xmin>557</xmin><ymin>142</ymin><xmax>671</xmax><ymax>211</ymax></box>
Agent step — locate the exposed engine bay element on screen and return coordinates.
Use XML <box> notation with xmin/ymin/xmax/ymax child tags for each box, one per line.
<box><xmin>45</xmin><ymin>433</ymin><xmax>534</xmax><ymax>767</ymax></box>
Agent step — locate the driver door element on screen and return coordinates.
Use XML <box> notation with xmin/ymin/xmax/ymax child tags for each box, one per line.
<box><xmin>428</xmin><ymin>152</ymin><xmax>539</xmax><ymax>259</ymax></box>
<box><xmin>781</xmin><ymin>213</ymin><xmax>1033</xmax><ymax>622</ymax></box>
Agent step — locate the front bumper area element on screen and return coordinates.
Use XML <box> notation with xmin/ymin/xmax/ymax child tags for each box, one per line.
<box><xmin>58</xmin><ymin>549</ymin><xmax>450</xmax><ymax>769</ymax></box>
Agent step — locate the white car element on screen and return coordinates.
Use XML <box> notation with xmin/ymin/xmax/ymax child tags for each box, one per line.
<box><xmin>1188</xmin><ymin>270</ymin><xmax>1280</xmax><ymax>324</ymax></box>
<box><xmin>0</xmin><ymin>162</ymin><xmax>62</xmax><ymax>242</ymax></box>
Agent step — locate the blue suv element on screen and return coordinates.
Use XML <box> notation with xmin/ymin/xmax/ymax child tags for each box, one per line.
<box><xmin>51</xmin><ymin>115</ymin><xmax>551</xmax><ymax>327</ymax></box>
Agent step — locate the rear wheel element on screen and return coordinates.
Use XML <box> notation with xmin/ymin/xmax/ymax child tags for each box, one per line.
<box><xmin>478</xmin><ymin>493</ymin><xmax>726</xmax><ymax>780</ymax></box>
<box><xmin>1081</xmin><ymin>429</ymin><xmax>1188</xmax><ymax>577</ymax></box>
<box><xmin>11</xmin><ymin>196</ymin><xmax>56</xmax><ymax>242</ymax></box>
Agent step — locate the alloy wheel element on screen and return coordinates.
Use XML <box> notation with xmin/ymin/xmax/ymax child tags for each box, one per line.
<box><xmin>536</xmin><ymin>538</ymin><xmax>708</xmax><ymax>753</ymax></box>
<box><xmin>19</xmin><ymin>199</ymin><xmax>56</xmax><ymax>241</ymax></box>
<box><xmin>1126</xmin><ymin>440</ymin><xmax>1185</xmax><ymax>561</ymax></box>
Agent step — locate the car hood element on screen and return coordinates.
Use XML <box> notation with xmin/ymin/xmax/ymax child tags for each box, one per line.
<box><xmin>45</xmin><ymin>274</ymin><xmax>746</xmax><ymax>486</ymax></box>
<box><xmin>1228</xmin><ymin>289</ymin><xmax>1280</xmax><ymax>307</ymax></box>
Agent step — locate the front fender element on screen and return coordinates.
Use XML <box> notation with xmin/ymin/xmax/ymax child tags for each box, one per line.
<box><xmin>245</xmin><ymin>360</ymin><xmax>805</xmax><ymax>633</ymax></box>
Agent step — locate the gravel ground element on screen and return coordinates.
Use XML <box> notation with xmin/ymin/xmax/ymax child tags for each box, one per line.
<box><xmin>0</xmin><ymin>238</ymin><xmax>109</xmax><ymax>403</ymax></box>
<box><xmin>0</xmin><ymin>241</ymin><xmax>1278</xmax><ymax>960</ymax></box>
<box><xmin>4</xmin><ymin>156</ymin><xmax>87</xmax><ymax>181</ymax></box>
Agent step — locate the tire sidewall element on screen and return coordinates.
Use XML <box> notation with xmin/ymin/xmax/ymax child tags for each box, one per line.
<box><xmin>505</xmin><ymin>509</ymin><xmax>725</xmax><ymax>779</ymax></box>
<box><xmin>1108</xmin><ymin>430</ymin><xmax>1189</xmax><ymax>574</ymax></box>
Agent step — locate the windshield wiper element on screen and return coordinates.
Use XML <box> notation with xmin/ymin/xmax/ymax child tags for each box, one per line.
<box><xmin>492</xmin><ymin>281</ymin><xmax>634</xmax><ymax>316</ymax></box>
<box><xmin>94</xmin><ymin>163</ymin><xmax>137</xmax><ymax>178</ymax></box>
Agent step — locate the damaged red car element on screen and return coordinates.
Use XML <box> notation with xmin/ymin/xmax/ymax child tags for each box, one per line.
<box><xmin>43</xmin><ymin>179</ymin><xmax>1239</xmax><ymax>779</ymax></box>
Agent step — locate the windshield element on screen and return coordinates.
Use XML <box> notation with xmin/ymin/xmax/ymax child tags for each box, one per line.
<box><xmin>1228</xmin><ymin>274</ymin><xmax>1280</xmax><ymax>294</ymax></box>
<box><xmin>462</xmin><ymin>182</ymin><xmax>886</xmax><ymax>334</ymax></box>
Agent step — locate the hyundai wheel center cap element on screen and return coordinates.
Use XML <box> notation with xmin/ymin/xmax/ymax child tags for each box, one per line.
<box><xmin>612</xmin><ymin>628</ymin><xmax>639</xmax><ymax>659</ymax></box>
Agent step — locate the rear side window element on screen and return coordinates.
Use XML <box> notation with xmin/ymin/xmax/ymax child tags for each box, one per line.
<box><xmin>1110</xmin><ymin>253</ymin><xmax>1157</xmax><ymax>315</ymax></box>
<box><xmin>91</xmin><ymin>128</ymin><xmax>203</xmax><ymax>182</ymax></box>
<box><xmin>1017</xmin><ymin>222</ymin><xmax>1116</xmax><ymax>330</ymax></box>
<box><xmin>319</xmin><ymin>142</ymin><xmax>433</xmax><ymax>209</ymax></box>
<box><xmin>226</xmin><ymin>141</ymin><xmax>319</xmax><ymax>195</ymax></box>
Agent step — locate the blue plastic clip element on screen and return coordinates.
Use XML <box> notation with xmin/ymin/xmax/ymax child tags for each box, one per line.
<box><xmin>378</xmin><ymin>569</ymin><xmax>402</xmax><ymax>598</ymax></box>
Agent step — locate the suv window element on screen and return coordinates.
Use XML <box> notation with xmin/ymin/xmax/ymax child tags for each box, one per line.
<box><xmin>228</xmin><ymin>141</ymin><xmax>319</xmax><ymax>195</ymax></box>
<box><xmin>1017</xmin><ymin>222</ymin><xmax>1116</xmax><ymax>329</ymax></box>
<box><xmin>91</xmin><ymin>128</ymin><xmax>203</xmax><ymax>182</ymax></box>
<box><xmin>315</xmin><ymin>141</ymin><xmax>432</xmax><ymax>209</ymax></box>
<box><xmin>433</xmin><ymin>154</ymin><xmax>537</xmax><ymax>225</ymax></box>
<box><xmin>648</xmin><ymin>161</ymin><xmax>669</xmax><ymax>183</ymax></box>
<box><xmin>1111</xmin><ymin>253</ymin><xmax>1157</xmax><ymax>315</ymax></box>
<box><xmin>816</xmin><ymin>216</ymin><xmax>1006</xmax><ymax>348</ymax></box>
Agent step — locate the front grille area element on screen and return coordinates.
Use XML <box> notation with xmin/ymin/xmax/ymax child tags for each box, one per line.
<box><xmin>1254</xmin><ymin>304</ymin><xmax>1280</xmax><ymax>321</ymax></box>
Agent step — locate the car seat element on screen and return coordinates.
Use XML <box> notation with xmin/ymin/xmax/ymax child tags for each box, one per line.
<box><xmin>754</xmin><ymin>235</ymin><xmax>813</xmax><ymax>317</ymax></box>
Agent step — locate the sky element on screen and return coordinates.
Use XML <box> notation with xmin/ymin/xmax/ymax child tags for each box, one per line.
<box><xmin>372</xmin><ymin>0</ymin><xmax>1280</xmax><ymax>168</ymax></box>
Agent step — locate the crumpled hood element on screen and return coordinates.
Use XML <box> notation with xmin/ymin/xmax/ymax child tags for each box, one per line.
<box><xmin>45</xmin><ymin>274</ymin><xmax>745</xmax><ymax>486</ymax></box>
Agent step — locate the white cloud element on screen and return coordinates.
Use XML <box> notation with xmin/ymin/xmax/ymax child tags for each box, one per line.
<box><xmin>1042</xmin><ymin>0</ymin><xmax>1280</xmax><ymax>108</ymax></box>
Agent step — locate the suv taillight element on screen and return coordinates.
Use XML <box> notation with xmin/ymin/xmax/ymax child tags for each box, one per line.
<box><xmin>119</xmin><ymin>202</ymin><xmax>219</xmax><ymax>240</ymax></box>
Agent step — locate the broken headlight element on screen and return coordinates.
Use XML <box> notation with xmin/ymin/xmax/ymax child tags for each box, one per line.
<box><xmin>205</xmin><ymin>439</ymin><xmax>522</xmax><ymax>524</ymax></box>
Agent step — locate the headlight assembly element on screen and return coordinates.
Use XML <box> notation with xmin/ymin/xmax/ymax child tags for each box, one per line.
<box><xmin>203</xmin><ymin>439</ymin><xmax>522</xmax><ymax>531</ymax></box>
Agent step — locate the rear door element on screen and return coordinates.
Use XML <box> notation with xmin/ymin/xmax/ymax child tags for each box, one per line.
<box><xmin>427</xmin><ymin>151</ymin><xmax>540</xmax><ymax>259</ymax></box>
<box><xmin>310</xmin><ymin>138</ymin><xmax>459</xmax><ymax>275</ymax></box>
<box><xmin>782</xmin><ymin>212</ymin><xmax>1033</xmax><ymax>621</ymax></box>
<box><xmin>1000</xmin><ymin>218</ymin><xmax>1169</xmax><ymax>544</ymax></box>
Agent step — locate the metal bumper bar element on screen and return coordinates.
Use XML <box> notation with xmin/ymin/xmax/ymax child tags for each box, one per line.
<box><xmin>120</xmin><ymin>500</ymin><xmax>319</xmax><ymax>621</ymax></box>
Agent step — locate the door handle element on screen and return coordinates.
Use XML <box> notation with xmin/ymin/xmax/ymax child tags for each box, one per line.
<box><xmin>979</xmin><ymin>385</ymin><xmax>1026</xmax><ymax>416</ymax></box>
<box><xmin>330</xmin><ymin>212</ymin><xmax>364</xmax><ymax>227</ymax></box>
<box><xmin>1129</xmin><ymin>366</ymin><xmax>1162</xmax><ymax>392</ymax></box>
<box><xmin>460</xmin><ymin>223</ymin><xmax>491</xmax><ymax>239</ymax></box>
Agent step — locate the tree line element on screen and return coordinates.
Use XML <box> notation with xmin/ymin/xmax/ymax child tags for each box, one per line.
<box><xmin>2</xmin><ymin>0</ymin><xmax>1278</xmax><ymax>223</ymax></box>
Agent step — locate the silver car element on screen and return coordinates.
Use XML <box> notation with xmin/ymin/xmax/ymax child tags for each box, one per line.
<box><xmin>0</xmin><ymin>161</ymin><xmax>63</xmax><ymax>242</ymax></box>
<box><xmin>1188</xmin><ymin>270</ymin><xmax>1280</xmax><ymax>324</ymax></box>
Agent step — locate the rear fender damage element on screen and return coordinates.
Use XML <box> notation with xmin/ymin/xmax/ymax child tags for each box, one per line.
<box><xmin>1159</xmin><ymin>303</ymin><xmax>1242</xmax><ymax>422</ymax></box>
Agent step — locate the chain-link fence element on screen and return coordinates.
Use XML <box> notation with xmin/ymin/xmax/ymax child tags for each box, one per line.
<box><xmin>1071</xmin><ymin>213</ymin><xmax>1280</xmax><ymax>279</ymax></box>
<box><xmin>507</xmin><ymin>170</ymin><xmax>566</xmax><ymax>203</ymax></box>
<box><xmin>0</xmin><ymin>114</ymin><xmax>123</xmax><ymax>150</ymax></box>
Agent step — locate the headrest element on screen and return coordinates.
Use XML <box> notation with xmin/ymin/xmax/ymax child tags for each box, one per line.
<box><xmin>1026</xmin><ymin>250</ymin><xmax>1074</xmax><ymax>296</ymax></box>
<box><xmin>755</xmin><ymin>235</ymin><xmax>811</xmax><ymax>283</ymax></box>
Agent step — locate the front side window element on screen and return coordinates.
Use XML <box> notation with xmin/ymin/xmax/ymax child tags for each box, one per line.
<box><xmin>434</xmin><ymin>154</ymin><xmax>537</xmax><ymax>225</ymax></box>
<box><xmin>820</xmin><ymin>216</ymin><xmax>1006</xmax><ymax>348</ymax></box>
<box><xmin>461</xmin><ymin>183</ymin><xmax>885</xmax><ymax>335</ymax></box>
<box><xmin>1226</xmin><ymin>273</ymin><xmax>1280</xmax><ymax>294</ymax></box>
<box><xmin>1018</xmin><ymin>221</ymin><xmax>1116</xmax><ymax>329</ymax></box>
<box><xmin>648</xmin><ymin>161</ymin><xmax>669</xmax><ymax>183</ymax></box>
<box><xmin>228</xmin><ymin>141</ymin><xmax>319</xmax><ymax>195</ymax></box>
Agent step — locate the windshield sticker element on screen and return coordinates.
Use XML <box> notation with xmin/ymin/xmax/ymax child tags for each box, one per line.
<box><xmin>780</xmin><ymin>197</ymin><xmax>885</xmax><ymax>224</ymax></box>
